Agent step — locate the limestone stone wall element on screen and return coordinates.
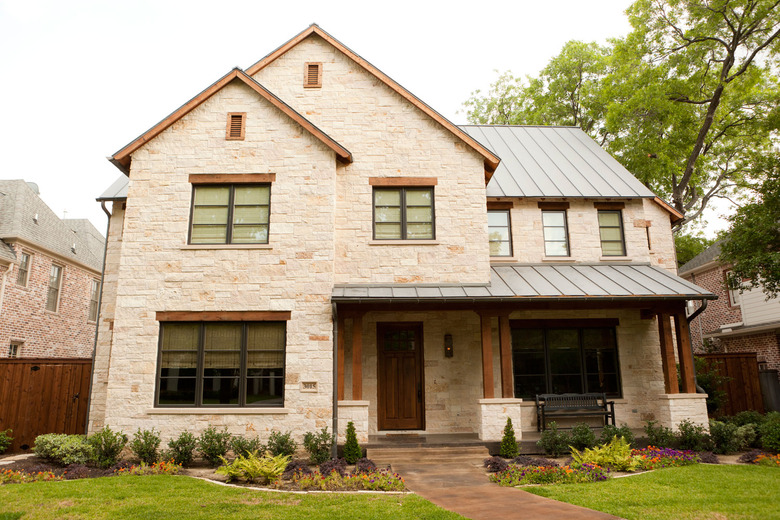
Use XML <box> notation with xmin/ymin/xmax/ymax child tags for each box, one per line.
<box><xmin>478</xmin><ymin>399</ymin><xmax>524</xmax><ymax>441</ymax></box>
<box><xmin>337</xmin><ymin>401</ymin><xmax>369</xmax><ymax>443</ymax></box>
<box><xmin>657</xmin><ymin>394</ymin><xmax>709</xmax><ymax>430</ymax></box>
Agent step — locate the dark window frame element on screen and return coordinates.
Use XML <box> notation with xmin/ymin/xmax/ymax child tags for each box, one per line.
<box><xmin>488</xmin><ymin>209</ymin><xmax>513</xmax><ymax>257</ymax></box>
<box><xmin>188</xmin><ymin>183</ymin><xmax>271</xmax><ymax>245</ymax></box>
<box><xmin>372</xmin><ymin>186</ymin><xmax>435</xmax><ymax>240</ymax></box>
<box><xmin>542</xmin><ymin>209</ymin><xmax>570</xmax><ymax>257</ymax></box>
<box><xmin>16</xmin><ymin>252</ymin><xmax>31</xmax><ymax>286</ymax></box>
<box><xmin>45</xmin><ymin>264</ymin><xmax>63</xmax><ymax>313</ymax></box>
<box><xmin>598</xmin><ymin>209</ymin><xmax>627</xmax><ymax>256</ymax></box>
<box><xmin>154</xmin><ymin>321</ymin><xmax>286</xmax><ymax>408</ymax></box>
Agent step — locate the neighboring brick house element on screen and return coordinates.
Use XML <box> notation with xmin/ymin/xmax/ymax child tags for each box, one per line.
<box><xmin>89</xmin><ymin>25</ymin><xmax>715</xmax><ymax>445</ymax></box>
<box><xmin>0</xmin><ymin>180</ymin><xmax>105</xmax><ymax>358</ymax></box>
<box><xmin>680</xmin><ymin>241</ymin><xmax>780</xmax><ymax>376</ymax></box>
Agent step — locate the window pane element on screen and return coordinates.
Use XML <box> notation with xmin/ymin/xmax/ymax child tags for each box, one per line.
<box><xmin>598</xmin><ymin>212</ymin><xmax>620</xmax><ymax>227</ymax></box>
<box><xmin>246</xmin><ymin>376</ymin><xmax>284</xmax><ymax>406</ymax></box>
<box><xmin>542</xmin><ymin>211</ymin><xmax>565</xmax><ymax>227</ymax></box>
<box><xmin>231</xmin><ymin>225</ymin><xmax>268</xmax><ymax>243</ymax></box>
<box><xmin>194</xmin><ymin>186</ymin><xmax>230</xmax><ymax>205</ymax></box>
<box><xmin>375</xmin><ymin>223</ymin><xmax>402</xmax><ymax>239</ymax></box>
<box><xmin>159</xmin><ymin>377</ymin><xmax>196</xmax><ymax>405</ymax></box>
<box><xmin>191</xmin><ymin>225</ymin><xmax>228</xmax><ymax>244</ymax></box>
<box><xmin>247</xmin><ymin>323</ymin><xmax>285</xmax><ymax>349</ymax></box>
<box><xmin>204</xmin><ymin>352</ymin><xmax>240</xmax><ymax>373</ymax></box>
<box><xmin>375</xmin><ymin>207</ymin><xmax>401</xmax><ymax>223</ymax></box>
<box><xmin>374</xmin><ymin>189</ymin><xmax>401</xmax><ymax>206</ymax></box>
<box><xmin>161</xmin><ymin>352</ymin><xmax>198</xmax><ymax>369</ymax></box>
<box><xmin>406</xmin><ymin>223</ymin><xmax>433</xmax><ymax>239</ymax></box>
<box><xmin>489</xmin><ymin>228</ymin><xmax>510</xmax><ymax>242</ymax></box>
<box><xmin>162</xmin><ymin>323</ymin><xmax>199</xmax><ymax>350</ymax></box>
<box><xmin>488</xmin><ymin>211</ymin><xmax>509</xmax><ymax>226</ymax></box>
<box><xmin>545</xmin><ymin>241</ymin><xmax>569</xmax><ymax>257</ymax></box>
<box><xmin>193</xmin><ymin>206</ymin><xmax>228</xmax><ymax>225</ymax></box>
<box><xmin>405</xmin><ymin>189</ymin><xmax>432</xmax><ymax>206</ymax></box>
<box><xmin>232</xmin><ymin>206</ymin><xmax>269</xmax><ymax>225</ymax></box>
<box><xmin>247</xmin><ymin>352</ymin><xmax>284</xmax><ymax>372</ymax></box>
<box><xmin>601</xmin><ymin>241</ymin><xmax>625</xmax><ymax>256</ymax></box>
<box><xmin>551</xmin><ymin>374</ymin><xmax>583</xmax><ymax>394</ymax></box>
<box><xmin>202</xmin><ymin>377</ymin><xmax>239</xmax><ymax>405</ymax></box>
<box><xmin>204</xmin><ymin>323</ymin><xmax>242</xmax><ymax>350</ymax></box>
<box><xmin>600</xmin><ymin>227</ymin><xmax>622</xmax><ymax>241</ymax></box>
<box><xmin>489</xmin><ymin>241</ymin><xmax>511</xmax><ymax>256</ymax></box>
<box><xmin>407</xmin><ymin>206</ymin><xmax>432</xmax><ymax>223</ymax></box>
<box><xmin>234</xmin><ymin>186</ymin><xmax>269</xmax><ymax>205</ymax></box>
<box><xmin>544</xmin><ymin>227</ymin><xmax>567</xmax><ymax>241</ymax></box>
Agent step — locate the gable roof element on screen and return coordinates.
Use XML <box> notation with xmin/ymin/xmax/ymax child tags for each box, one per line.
<box><xmin>246</xmin><ymin>24</ymin><xmax>500</xmax><ymax>176</ymax></box>
<box><xmin>0</xmin><ymin>180</ymin><xmax>104</xmax><ymax>272</ymax></box>
<box><xmin>110</xmin><ymin>68</ymin><xmax>352</xmax><ymax>174</ymax></box>
<box><xmin>678</xmin><ymin>240</ymin><xmax>723</xmax><ymax>276</ymax></box>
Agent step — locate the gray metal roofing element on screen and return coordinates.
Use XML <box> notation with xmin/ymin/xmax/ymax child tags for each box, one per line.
<box><xmin>332</xmin><ymin>263</ymin><xmax>714</xmax><ymax>302</ymax></box>
<box><xmin>677</xmin><ymin>240</ymin><xmax>723</xmax><ymax>275</ymax></box>
<box><xmin>459</xmin><ymin>125</ymin><xmax>656</xmax><ymax>199</ymax></box>
<box><xmin>97</xmin><ymin>175</ymin><xmax>129</xmax><ymax>201</ymax></box>
<box><xmin>0</xmin><ymin>180</ymin><xmax>105</xmax><ymax>271</ymax></box>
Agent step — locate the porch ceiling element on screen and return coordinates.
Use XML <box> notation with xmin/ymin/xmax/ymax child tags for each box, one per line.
<box><xmin>332</xmin><ymin>263</ymin><xmax>715</xmax><ymax>303</ymax></box>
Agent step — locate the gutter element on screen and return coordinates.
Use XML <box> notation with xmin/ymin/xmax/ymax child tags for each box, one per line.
<box><xmin>331</xmin><ymin>303</ymin><xmax>339</xmax><ymax>459</ymax></box>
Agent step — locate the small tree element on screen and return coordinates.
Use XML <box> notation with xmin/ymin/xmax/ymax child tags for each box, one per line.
<box><xmin>499</xmin><ymin>417</ymin><xmax>519</xmax><ymax>458</ymax></box>
<box><xmin>343</xmin><ymin>421</ymin><xmax>361</xmax><ymax>464</ymax></box>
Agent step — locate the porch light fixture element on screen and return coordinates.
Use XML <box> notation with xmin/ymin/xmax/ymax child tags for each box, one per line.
<box><xmin>444</xmin><ymin>333</ymin><xmax>453</xmax><ymax>358</ymax></box>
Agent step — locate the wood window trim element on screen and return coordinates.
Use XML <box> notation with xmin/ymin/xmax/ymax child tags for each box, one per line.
<box><xmin>226</xmin><ymin>113</ymin><xmax>246</xmax><ymax>140</ymax></box>
<box><xmin>189</xmin><ymin>174</ymin><xmax>276</xmax><ymax>184</ymax></box>
<box><xmin>369</xmin><ymin>177</ymin><xmax>438</xmax><ymax>186</ymax></box>
<box><xmin>594</xmin><ymin>202</ymin><xmax>626</xmax><ymax>210</ymax></box>
<box><xmin>304</xmin><ymin>62</ymin><xmax>322</xmax><ymax>88</ymax></box>
<box><xmin>510</xmin><ymin>318</ymin><xmax>620</xmax><ymax>329</ymax></box>
<box><xmin>372</xmin><ymin>187</ymin><xmax>435</xmax><ymax>240</ymax></box>
<box><xmin>487</xmin><ymin>201</ymin><xmax>514</xmax><ymax>210</ymax></box>
<box><xmin>155</xmin><ymin>311</ymin><xmax>292</xmax><ymax>322</ymax></box>
<box><xmin>188</xmin><ymin>183</ymin><xmax>271</xmax><ymax>245</ymax></box>
<box><xmin>537</xmin><ymin>201</ymin><xmax>570</xmax><ymax>210</ymax></box>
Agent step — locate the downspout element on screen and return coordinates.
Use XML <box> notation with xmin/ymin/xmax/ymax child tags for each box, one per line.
<box><xmin>83</xmin><ymin>200</ymin><xmax>112</xmax><ymax>434</ymax></box>
<box><xmin>331</xmin><ymin>302</ymin><xmax>339</xmax><ymax>459</ymax></box>
<box><xmin>687</xmin><ymin>299</ymin><xmax>709</xmax><ymax>394</ymax></box>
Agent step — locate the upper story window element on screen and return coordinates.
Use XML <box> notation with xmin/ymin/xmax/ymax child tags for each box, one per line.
<box><xmin>598</xmin><ymin>210</ymin><xmax>626</xmax><ymax>256</ymax></box>
<box><xmin>46</xmin><ymin>264</ymin><xmax>62</xmax><ymax>312</ymax></box>
<box><xmin>542</xmin><ymin>210</ymin><xmax>570</xmax><ymax>257</ymax></box>
<box><xmin>89</xmin><ymin>279</ymin><xmax>100</xmax><ymax>322</ymax></box>
<box><xmin>189</xmin><ymin>184</ymin><xmax>270</xmax><ymax>245</ymax></box>
<box><xmin>725</xmin><ymin>270</ymin><xmax>741</xmax><ymax>307</ymax></box>
<box><xmin>16</xmin><ymin>252</ymin><xmax>31</xmax><ymax>286</ymax></box>
<box><xmin>488</xmin><ymin>210</ymin><xmax>512</xmax><ymax>257</ymax></box>
<box><xmin>373</xmin><ymin>187</ymin><xmax>434</xmax><ymax>240</ymax></box>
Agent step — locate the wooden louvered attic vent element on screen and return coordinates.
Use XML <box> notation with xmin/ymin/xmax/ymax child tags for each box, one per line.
<box><xmin>304</xmin><ymin>62</ymin><xmax>322</xmax><ymax>88</ymax></box>
<box><xmin>226</xmin><ymin>113</ymin><xmax>246</xmax><ymax>140</ymax></box>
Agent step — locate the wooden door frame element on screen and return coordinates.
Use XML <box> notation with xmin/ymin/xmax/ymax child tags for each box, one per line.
<box><xmin>376</xmin><ymin>322</ymin><xmax>425</xmax><ymax>431</ymax></box>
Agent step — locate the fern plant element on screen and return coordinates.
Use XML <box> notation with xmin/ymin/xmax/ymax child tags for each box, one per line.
<box><xmin>570</xmin><ymin>435</ymin><xmax>639</xmax><ymax>472</ymax></box>
<box><xmin>216</xmin><ymin>451</ymin><xmax>291</xmax><ymax>484</ymax></box>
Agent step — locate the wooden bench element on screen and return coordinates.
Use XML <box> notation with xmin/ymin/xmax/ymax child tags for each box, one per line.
<box><xmin>535</xmin><ymin>393</ymin><xmax>615</xmax><ymax>431</ymax></box>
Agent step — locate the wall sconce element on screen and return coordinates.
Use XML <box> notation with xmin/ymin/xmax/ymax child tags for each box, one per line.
<box><xmin>444</xmin><ymin>333</ymin><xmax>454</xmax><ymax>358</ymax></box>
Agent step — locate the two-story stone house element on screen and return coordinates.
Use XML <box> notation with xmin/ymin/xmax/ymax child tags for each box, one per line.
<box><xmin>88</xmin><ymin>25</ymin><xmax>715</xmax><ymax>444</ymax></box>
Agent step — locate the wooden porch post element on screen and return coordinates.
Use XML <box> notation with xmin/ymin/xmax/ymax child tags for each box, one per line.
<box><xmin>498</xmin><ymin>315</ymin><xmax>513</xmax><ymax>398</ymax></box>
<box><xmin>337</xmin><ymin>314</ymin><xmax>345</xmax><ymax>401</ymax></box>
<box><xmin>480</xmin><ymin>313</ymin><xmax>495</xmax><ymax>399</ymax></box>
<box><xmin>673</xmin><ymin>312</ymin><xmax>696</xmax><ymax>393</ymax></box>
<box><xmin>351</xmin><ymin>314</ymin><xmax>363</xmax><ymax>400</ymax></box>
<box><xmin>657</xmin><ymin>313</ymin><xmax>678</xmax><ymax>394</ymax></box>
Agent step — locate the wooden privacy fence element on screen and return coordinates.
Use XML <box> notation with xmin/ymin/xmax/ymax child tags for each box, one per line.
<box><xmin>699</xmin><ymin>352</ymin><xmax>764</xmax><ymax>417</ymax></box>
<box><xmin>0</xmin><ymin>358</ymin><xmax>92</xmax><ymax>452</ymax></box>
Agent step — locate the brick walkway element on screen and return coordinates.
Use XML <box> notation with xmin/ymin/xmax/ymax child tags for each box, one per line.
<box><xmin>393</xmin><ymin>461</ymin><xmax>621</xmax><ymax>520</ymax></box>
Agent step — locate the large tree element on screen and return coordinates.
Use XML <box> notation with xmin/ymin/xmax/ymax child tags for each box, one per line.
<box><xmin>465</xmin><ymin>0</ymin><xmax>780</xmax><ymax>229</ymax></box>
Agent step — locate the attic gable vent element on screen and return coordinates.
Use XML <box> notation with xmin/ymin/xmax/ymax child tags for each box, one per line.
<box><xmin>226</xmin><ymin>113</ymin><xmax>246</xmax><ymax>140</ymax></box>
<box><xmin>304</xmin><ymin>62</ymin><xmax>322</xmax><ymax>88</ymax></box>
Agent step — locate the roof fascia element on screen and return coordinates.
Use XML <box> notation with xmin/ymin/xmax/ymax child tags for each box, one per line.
<box><xmin>3</xmin><ymin>237</ymin><xmax>102</xmax><ymax>275</ymax></box>
<box><xmin>652</xmin><ymin>196</ymin><xmax>684</xmax><ymax>223</ymax></box>
<box><xmin>110</xmin><ymin>68</ymin><xmax>352</xmax><ymax>174</ymax></box>
<box><xmin>246</xmin><ymin>25</ymin><xmax>501</xmax><ymax>176</ymax></box>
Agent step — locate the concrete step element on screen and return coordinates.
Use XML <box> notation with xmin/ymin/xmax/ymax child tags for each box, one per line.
<box><xmin>367</xmin><ymin>446</ymin><xmax>490</xmax><ymax>466</ymax></box>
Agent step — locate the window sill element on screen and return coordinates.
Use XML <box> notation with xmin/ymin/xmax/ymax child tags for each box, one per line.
<box><xmin>599</xmin><ymin>256</ymin><xmax>632</xmax><ymax>262</ymax></box>
<box><xmin>369</xmin><ymin>240</ymin><xmax>439</xmax><ymax>246</ymax></box>
<box><xmin>490</xmin><ymin>257</ymin><xmax>518</xmax><ymax>263</ymax></box>
<box><xmin>542</xmin><ymin>257</ymin><xmax>576</xmax><ymax>263</ymax></box>
<box><xmin>181</xmin><ymin>244</ymin><xmax>273</xmax><ymax>250</ymax></box>
<box><xmin>147</xmin><ymin>407</ymin><xmax>290</xmax><ymax>415</ymax></box>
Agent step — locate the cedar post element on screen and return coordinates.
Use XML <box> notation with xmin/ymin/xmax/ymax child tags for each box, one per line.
<box><xmin>657</xmin><ymin>313</ymin><xmax>678</xmax><ymax>394</ymax></box>
<box><xmin>674</xmin><ymin>312</ymin><xmax>696</xmax><ymax>393</ymax></box>
<box><xmin>337</xmin><ymin>314</ymin><xmax>346</xmax><ymax>401</ymax></box>
<box><xmin>480</xmin><ymin>313</ymin><xmax>495</xmax><ymax>399</ymax></box>
<box><xmin>351</xmin><ymin>314</ymin><xmax>363</xmax><ymax>400</ymax></box>
<box><xmin>498</xmin><ymin>315</ymin><xmax>513</xmax><ymax>398</ymax></box>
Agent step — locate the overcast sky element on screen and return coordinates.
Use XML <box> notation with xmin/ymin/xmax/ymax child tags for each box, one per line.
<box><xmin>4</xmin><ymin>0</ymin><xmax>727</xmax><ymax>238</ymax></box>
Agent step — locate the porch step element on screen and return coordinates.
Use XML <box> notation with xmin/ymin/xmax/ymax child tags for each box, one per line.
<box><xmin>367</xmin><ymin>446</ymin><xmax>490</xmax><ymax>466</ymax></box>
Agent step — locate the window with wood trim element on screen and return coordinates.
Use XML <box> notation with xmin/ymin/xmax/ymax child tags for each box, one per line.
<box><xmin>16</xmin><ymin>252</ymin><xmax>30</xmax><ymax>286</ymax></box>
<box><xmin>189</xmin><ymin>184</ymin><xmax>270</xmax><ymax>244</ymax></box>
<box><xmin>156</xmin><ymin>321</ymin><xmax>286</xmax><ymax>407</ymax></box>
<box><xmin>373</xmin><ymin>187</ymin><xmax>434</xmax><ymax>240</ymax></box>
<box><xmin>598</xmin><ymin>210</ymin><xmax>626</xmax><ymax>256</ymax></box>
<box><xmin>45</xmin><ymin>264</ymin><xmax>62</xmax><ymax>312</ymax></box>
<box><xmin>511</xmin><ymin>323</ymin><xmax>621</xmax><ymax>398</ymax></box>
<box><xmin>88</xmin><ymin>279</ymin><xmax>100</xmax><ymax>322</ymax></box>
<box><xmin>304</xmin><ymin>62</ymin><xmax>322</xmax><ymax>88</ymax></box>
<box><xmin>542</xmin><ymin>210</ymin><xmax>570</xmax><ymax>256</ymax></box>
<box><xmin>8</xmin><ymin>342</ymin><xmax>21</xmax><ymax>359</ymax></box>
<box><xmin>488</xmin><ymin>210</ymin><xmax>512</xmax><ymax>256</ymax></box>
<box><xmin>226</xmin><ymin>113</ymin><xmax>246</xmax><ymax>140</ymax></box>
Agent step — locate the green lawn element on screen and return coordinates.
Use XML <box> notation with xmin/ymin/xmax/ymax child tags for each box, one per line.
<box><xmin>525</xmin><ymin>464</ymin><xmax>780</xmax><ymax>520</ymax></box>
<box><xmin>0</xmin><ymin>475</ymin><xmax>463</xmax><ymax>520</ymax></box>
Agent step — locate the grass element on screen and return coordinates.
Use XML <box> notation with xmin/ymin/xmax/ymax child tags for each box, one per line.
<box><xmin>0</xmin><ymin>474</ymin><xmax>463</xmax><ymax>520</ymax></box>
<box><xmin>524</xmin><ymin>464</ymin><xmax>780</xmax><ymax>520</ymax></box>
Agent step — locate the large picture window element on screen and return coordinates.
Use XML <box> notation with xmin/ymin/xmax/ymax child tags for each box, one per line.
<box><xmin>156</xmin><ymin>321</ymin><xmax>285</xmax><ymax>407</ymax></box>
<box><xmin>373</xmin><ymin>187</ymin><xmax>434</xmax><ymax>240</ymax></box>
<box><xmin>189</xmin><ymin>184</ymin><xmax>270</xmax><ymax>244</ymax></box>
<box><xmin>511</xmin><ymin>321</ymin><xmax>621</xmax><ymax>398</ymax></box>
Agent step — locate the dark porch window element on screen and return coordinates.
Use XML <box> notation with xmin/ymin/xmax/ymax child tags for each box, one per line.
<box><xmin>511</xmin><ymin>323</ymin><xmax>621</xmax><ymax>398</ymax></box>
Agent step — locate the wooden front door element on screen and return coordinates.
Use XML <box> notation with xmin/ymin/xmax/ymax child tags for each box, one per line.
<box><xmin>377</xmin><ymin>323</ymin><xmax>424</xmax><ymax>430</ymax></box>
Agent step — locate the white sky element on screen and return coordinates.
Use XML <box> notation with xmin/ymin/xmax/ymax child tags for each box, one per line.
<box><xmin>0</xmin><ymin>0</ymin><xmax>731</xmax><ymax>237</ymax></box>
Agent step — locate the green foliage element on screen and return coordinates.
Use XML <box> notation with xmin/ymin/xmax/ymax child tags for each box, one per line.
<box><xmin>644</xmin><ymin>421</ymin><xmax>676</xmax><ymax>448</ymax></box>
<box><xmin>303</xmin><ymin>427</ymin><xmax>334</xmax><ymax>465</ymax></box>
<box><xmin>490</xmin><ymin>464</ymin><xmax>611</xmax><ymax>485</ymax></box>
<box><xmin>216</xmin><ymin>451</ymin><xmax>291</xmax><ymax>484</ymax></box>
<box><xmin>130</xmin><ymin>428</ymin><xmax>161</xmax><ymax>465</ymax></box>
<box><xmin>759</xmin><ymin>413</ymin><xmax>780</xmax><ymax>453</ymax></box>
<box><xmin>537</xmin><ymin>422</ymin><xmax>571</xmax><ymax>457</ymax></box>
<box><xmin>735</xmin><ymin>424</ymin><xmax>758</xmax><ymax>451</ymax></box>
<box><xmin>675</xmin><ymin>233</ymin><xmax>715</xmax><ymax>268</ymax></box>
<box><xmin>230</xmin><ymin>435</ymin><xmax>264</xmax><ymax>458</ymax></box>
<box><xmin>165</xmin><ymin>431</ymin><xmax>197</xmax><ymax>466</ymax></box>
<box><xmin>677</xmin><ymin>419</ymin><xmax>710</xmax><ymax>451</ymax></box>
<box><xmin>266</xmin><ymin>430</ymin><xmax>297</xmax><ymax>457</ymax></box>
<box><xmin>342</xmin><ymin>422</ymin><xmax>361</xmax><ymax>464</ymax></box>
<box><xmin>0</xmin><ymin>429</ymin><xmax>13</xmax><ymax>454</ymax></box>
<box><xmin>499</xmin><ymin>417</ymin><xmax>519</xmax><ymax>458</ymax></box>
<box><xmin>694</xmin><ymin>357</ymin><xmax>730</xmax><ymax>415</ymax></box>
<box><xmin>599</xmin><ymin>424</ymin><xmax>635</xmax><ymax>447</ymax></box>
<box><xmin>709</xmin><ymin>420</ymin><xmax>740</xmax><ymax>454</ymax></box>
<box><xmin>88</xmin><ymin>426</ymin><xmax>128</xmax><ymax>468</ymax></box>
<box><xmin>569</xmin><ymin>423</ymin><xmax>597</xmax><ymax>451</ymax></box>
<box><xmin>571</xmin><ymin>436</ymin><xmax>640</xmax><ymax>472</ymax></box>
<box><xmin>33</xmin><ymin>434</ymin><xmax>93</xmax><ymax>465</ymax></box>
<box><xmin>197</xmin><ymin>426</ymin><xmax>232</xmax><ymax>466</ymax></box>
<box><xmin>293</xmin><ymin>469</ymin><xmax>406</xmax><ymax>491</ymax></box>
<box><xmin>726</xmin><ymin>410</ymin><xmax>767</xmax><ymax>428</ymax></box>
